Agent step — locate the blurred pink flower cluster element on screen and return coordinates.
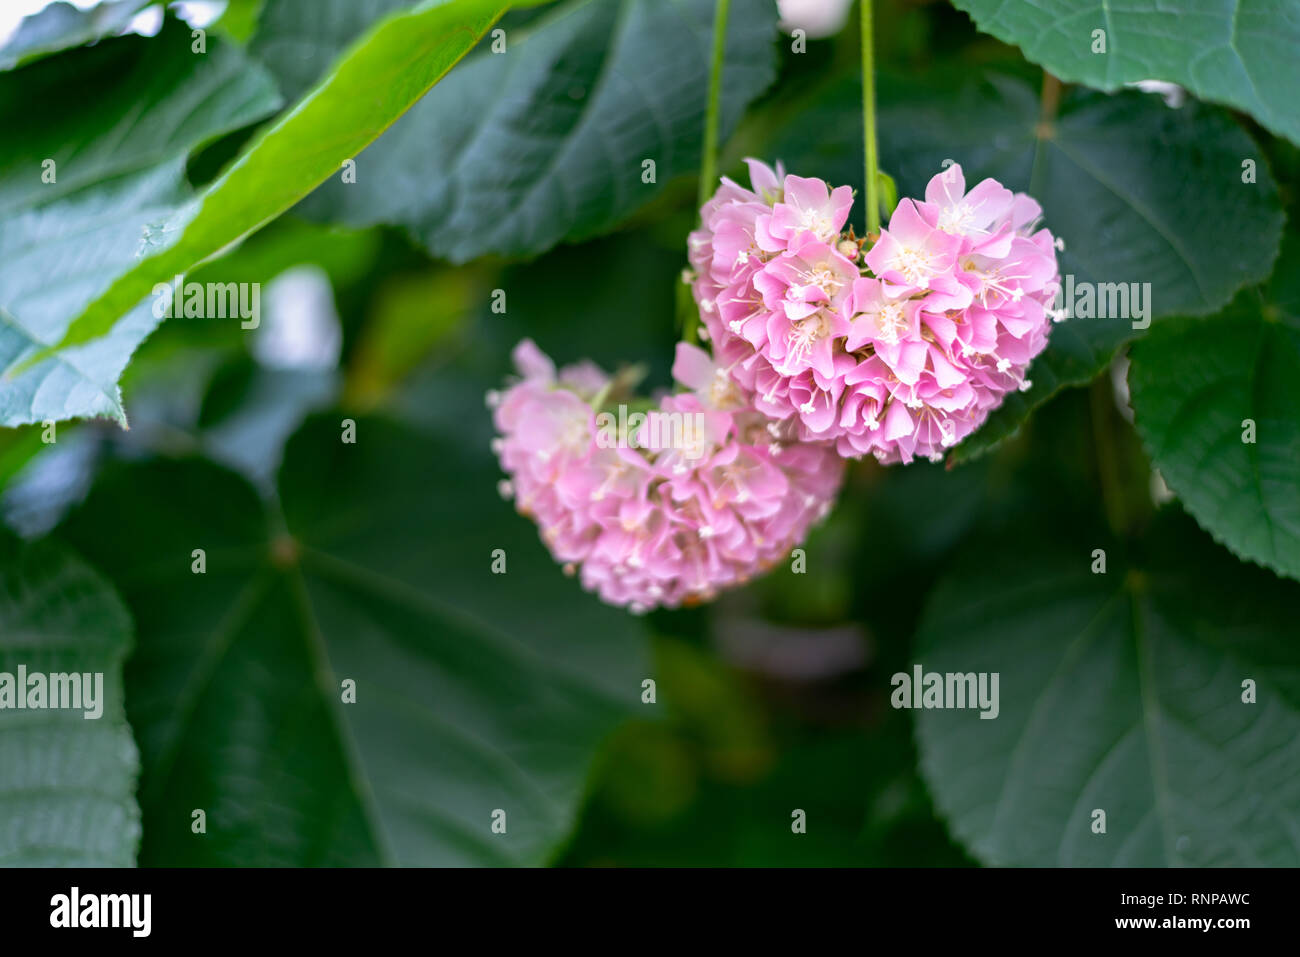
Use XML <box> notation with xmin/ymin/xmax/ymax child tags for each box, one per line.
<box><xmin>491</xmin><ymin>161</ymin><xmax>1057</xmax><ymax>610</ymax></box>
<box><xmin>689</xmin><ymin>161</ymin><xmax>1060</xmax><ymax>463</ymax></box>
<box><xmin>490</xmin><ymin>340</ymin><xmax>844</xmax><ymax>612</ymax></box>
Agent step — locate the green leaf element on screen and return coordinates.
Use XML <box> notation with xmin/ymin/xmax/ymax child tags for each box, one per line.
<box><xmin>875</xmin><ymin>170</ymin><xmax>897</xmax><ymax>221</ymax></box>
<box><xmin>951</xmin><ymin>0</ymin><xmax>1300</xmax><ymax>146</ymax></box>
<box><xmin>875</xmin><ymin>75</ymin><xmax>1283</xmax><ymax>464</ymax></box>
<box><xmin>0</xmin><ymin>534</ymin><xmax>139</xmax><ymax>866</ymax></box>
<box><xmin>59</xmin><ymin>413</ymin><xmax>648</xmax><ymax>865</ymax></box>
<box><xmin>297</xmin><ymin>0</ymin><xmax>780</xmax><ymax>262</ymax></box>
<box><xmin>250</xmin><ymin>0</ymin><xmax>419</xmax><ymax>101</ymax></box>
<box><xmin>914</xmin><ymin>512</ymin><xmax>1300</xmax><ymax>866</ymax></box>
<box><xmin>212</xmin><ymin>0</ymin><xmax>265</xmax><ymax>44</ymax></box>
<box><xmin>0</xmin><ymin>0</ymin><xmax>149</xmax><ymax>71</ymax></box>
<box><xmin>31</xmin><ymin>0</ymin><xmax>549</xmax><ymax>388</ymax></box>
<box><xmin>0</xmin><ymin>19</ymin><xmax>281</xmax><ymax>427</ymax></box>
<box><xmin>1128</xmin><ymin>234</ymin><xmax>1300</xmax><ymax>582</ymax></box>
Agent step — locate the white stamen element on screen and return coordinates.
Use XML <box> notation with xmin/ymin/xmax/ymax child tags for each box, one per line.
<box><xmin>786</xmin><ymin>311</ymin><xmax>831</xmax><ymax>369</ymax></box>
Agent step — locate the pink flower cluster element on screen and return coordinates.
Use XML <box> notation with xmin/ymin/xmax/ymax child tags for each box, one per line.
<box><xmin>490</xmin><ymin>339</ymin><xmax>845</xmax><ymax>612</ymax></box>
<box><xmin>491</xmin><ymin>161</ymin><xmax>1058</xmax><ymax>611</ymax></box>
<box><xmin>689</xmin><ymin>161</ymin><xmax>1061</xmax><ymax>463</ymax></box>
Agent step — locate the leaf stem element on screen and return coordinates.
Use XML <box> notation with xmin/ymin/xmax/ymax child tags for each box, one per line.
<box><xmin>698</xmin><ymin>0</ymin><xmax>731</xmax><ymax>212</ymax></box>
<box><xmin>1038</xmin><ymin>71</ymin><xmax>1062</xmax><ymax>135</ymax></box>
<box><xmin>1090</xmin><ymin>375</ymin><xmax>1127</xmax><ymax>536</ymax></box>
<box><xmin>861</xmin><ymin>0</ymin><xmax>880</xmax><ymax>235</ymax></box>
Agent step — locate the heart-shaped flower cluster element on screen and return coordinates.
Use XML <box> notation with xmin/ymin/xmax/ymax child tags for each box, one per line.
<box><xmin>689</xmin><ymin>161</ymin><xmax>1061</xmax><ymax>463</ymax></box>
<box><xmin>490</xmin><ymin>339</ymin><xmax>845</xmax><ymax>612</ymax></box>
<box><xmin>492</xmin><ymin>160</ymin><xmax>1059</xmax><ymax>610</ymax></box>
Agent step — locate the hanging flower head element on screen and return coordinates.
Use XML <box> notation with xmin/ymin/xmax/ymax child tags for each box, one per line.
<box><xmin>490</xmin><ymin>339</ymin><xmax>844</xmax><ymax>612</ymax></box>
<box><xmin>689</xmin><ymin>160</ymin><xmax>1061</xmax><ymax>463</ymax></box>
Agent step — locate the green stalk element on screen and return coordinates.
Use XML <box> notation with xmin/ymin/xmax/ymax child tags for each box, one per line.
<box><xmin>686</xmin><ymin>0</ymin><xmax>731</xmax><ymax>345</ymax></box>
<box><xmin>861</xmin><ymin>0</ymin><xmax>880</xmax><ymax>234</ymax></box>
<box><xmin>698</xmin><ymin>0</ymin><xmax>731</xmax><ymax>212</ymax></box>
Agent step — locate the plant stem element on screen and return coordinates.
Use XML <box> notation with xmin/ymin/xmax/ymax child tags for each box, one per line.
<box><xmin>861</xmin><ymin>0</ymin><xmax>879</xmax><ymax>234</ymax></box>
<box><xmin>1038</xmin><ymin>71</ymin><xmax>1061</xmax><ymax>134</ymax></box>
<box><xmin>686</xmin><ymin>0</ymin><xmax>731</xmax><ymax>346</ymax></box>
<box><xmin>698</xmin><ymin>0</ymin><xmax>731</xmax><ymax>212</ymax></box>
<box><xmin>1089</xmin><ymin>374</ymin><xmax>1127</xmax><ymax>537</ymax></box>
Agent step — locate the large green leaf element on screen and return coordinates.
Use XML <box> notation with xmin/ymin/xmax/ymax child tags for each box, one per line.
<box><xmin>951</xmin><ymin>0</ymin><xmax>1300</xmax><ymax>146</ymax></box>
<box><xmin>1128</xmin><ymin>234</ymin><xmax>1300</xmax><ymax>582</ymax></box>
<box><xmin>31</xmin><ymin>0</ymin><xmax>550</xmax><ymax>393</ymax></box>
<box><xmin>0</xmin><ymin>0</ymin><xmax>148</xmax><ymax>71</ymax></box>
<box><xmin>914</xmin><ymin>512</ymin><xmax>1300</xmax><ymax>866</ymax></box>
<box><xmin>0</xmin><ymin>535</ymin><xmax>139</xmax><ymax>867</ymax></box>
<box><xmin>250</xmin><ymin>0</ymin><xmax>419</xmax><ymax>101</ymax></box>
<box><xmin>297</xmin><ymin>0</ymin><xmax>780</xmax><ymax>262</ymax></box>
<box><xmin>0</xmin><ymin>19</ymin><xmax>281</xmax><ymax>427</ymax></box>
<box><xmin>59</xmin><ymin>413</ymin><xmax>648</xmax><ymax>865</ymax></box>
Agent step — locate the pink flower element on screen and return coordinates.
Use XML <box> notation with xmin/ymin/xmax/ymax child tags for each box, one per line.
<box><xmin>689</xmin><ymin>161</ymin><xmax>1061</xmax><ymax>464</ymax></box>
<box><xmin>751</xmin><ymin>236</ymin><xmax>856</xmax><ymax>378</ymax></box>
<box><xmin>864</xmin><ymin>199</ymin><xmax>963</xmax><ymax>294</ymax></box>
<box><xmin>758</xmin><ymin>174</ymin><xmax>855</xmax><ymax>249</ymax></box>
<box><xmin>491</xmin><ymin>340</ymin><xmax>844</xmax><ymax>612</ymax></box>
<box><xmin>922</xmin><ymin>162</ymin><xmax>1014</xmax><ymax>240</ymax></box>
